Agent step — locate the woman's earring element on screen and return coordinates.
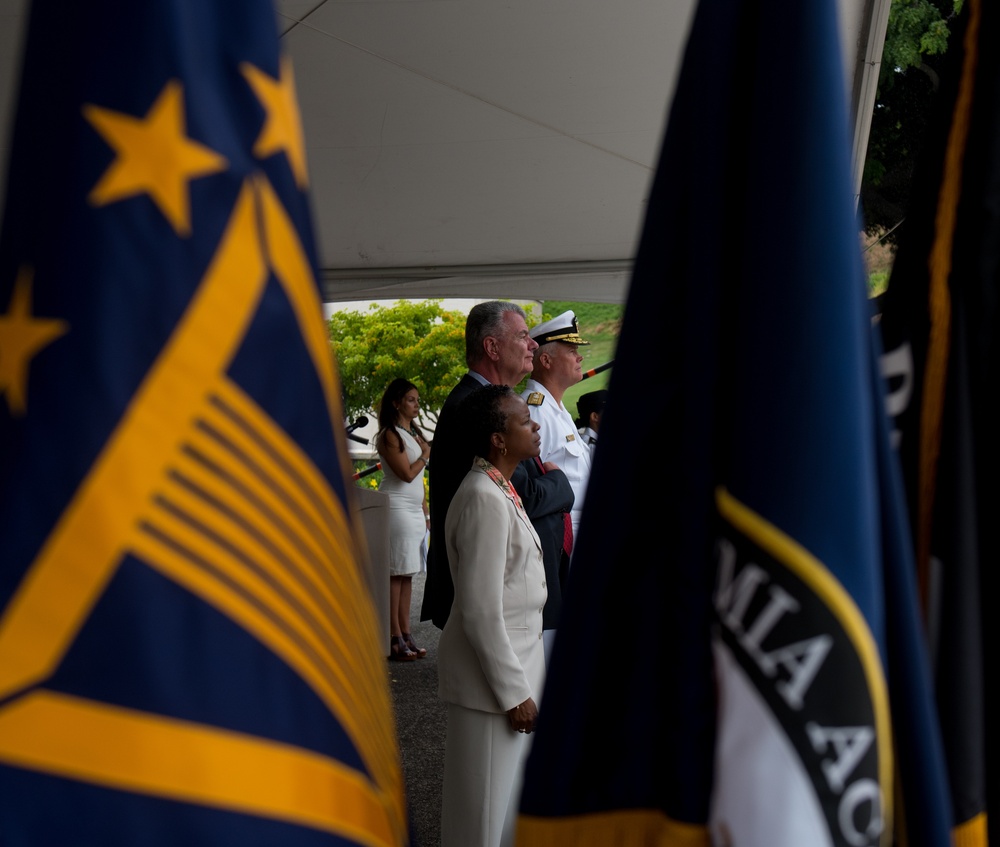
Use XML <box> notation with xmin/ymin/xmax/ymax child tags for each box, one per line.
<box><xmin>502</xmin><ymin>446</ymin><xmax>508</xmax><ymax>456</ymax></box>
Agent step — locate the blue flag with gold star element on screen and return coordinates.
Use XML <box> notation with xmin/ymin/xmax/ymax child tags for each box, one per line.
<box><xmin>0</xmin><ymin>2</ymin><xmax>408</xmax><ymax>845</ymax></box>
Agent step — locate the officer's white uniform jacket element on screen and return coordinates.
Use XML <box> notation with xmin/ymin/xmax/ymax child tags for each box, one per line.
<box><xmin>521</xmin><ymin>378</ymin><xmax>592</xmax><ymax>540</ymax></box>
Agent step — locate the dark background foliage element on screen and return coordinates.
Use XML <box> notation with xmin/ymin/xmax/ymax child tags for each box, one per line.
<box><xmin>860</xmin><ymin>0</ymin><xmax>964</xmax><ymax>240</ymax></box>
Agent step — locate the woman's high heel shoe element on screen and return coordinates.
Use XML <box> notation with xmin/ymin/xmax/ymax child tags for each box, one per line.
<box><xmin>389</xmin><ymin>634</ymin><xmax>418</xmax><ymax>661</ymax></box>
<box><xmin>402</xmin><ymin>632</ymin><xmax>427</xmax><ymax>658</ymax></box>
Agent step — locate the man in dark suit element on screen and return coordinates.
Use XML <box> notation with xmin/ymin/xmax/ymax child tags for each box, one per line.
<box><xmin>421</xmin><ymin>301</ymin><xmax>574</xmax><ymax>631</ymax></box>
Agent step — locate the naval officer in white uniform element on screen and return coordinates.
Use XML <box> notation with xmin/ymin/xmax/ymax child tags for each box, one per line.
<box><xmin>521</xmin><ymin>310</ymin><xmax>593</xmax><ymax>544</ymax></box>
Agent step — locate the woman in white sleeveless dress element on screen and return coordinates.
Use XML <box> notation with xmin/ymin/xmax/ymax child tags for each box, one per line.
<box><xmin>376</xmin><ymin>378</ymin><xmax>432</xmax><ymax>660</ymax></box>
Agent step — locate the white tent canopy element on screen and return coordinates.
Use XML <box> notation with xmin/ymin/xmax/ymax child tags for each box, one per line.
<box><xmin>1</xmin><ymin>0</ymin><xmax>889</xmax><ymax>305</ymax></box>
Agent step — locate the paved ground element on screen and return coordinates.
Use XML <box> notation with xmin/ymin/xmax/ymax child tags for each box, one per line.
<box><xmin>386</xmin><ymin>573</ymin><xmax>445</xmax><ymax>847</ymax></box>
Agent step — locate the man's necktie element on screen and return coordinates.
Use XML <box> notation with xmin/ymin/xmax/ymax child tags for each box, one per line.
<box><xmin>534</xmin><ymin>456</ymin><xmax>573</xmax><ymax>556</ymax></box>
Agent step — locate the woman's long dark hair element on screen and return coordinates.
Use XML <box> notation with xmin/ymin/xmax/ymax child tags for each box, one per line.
<box><xmin>377</xmin><ymin>378</ymin><xmax>423</xmax><ymax>453</ymax></box>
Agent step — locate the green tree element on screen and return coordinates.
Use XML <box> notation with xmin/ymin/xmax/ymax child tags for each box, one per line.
<box><xmin>328</xmin><ymin>300</ymin><xmax>467</xmax><ymax>429</ymax></box>
<box><xmin>861</xmin><ymin>0</ymin><xmax>963</xmax><ymax>236</ymax></box>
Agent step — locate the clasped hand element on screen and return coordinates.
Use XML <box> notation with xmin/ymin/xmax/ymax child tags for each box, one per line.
<box><xmin>507</xmin><ymin>697</ymin><xmax>538</xmax><ymax>734</ymax></box>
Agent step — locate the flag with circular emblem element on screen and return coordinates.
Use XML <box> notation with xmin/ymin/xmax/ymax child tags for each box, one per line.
<box><xmin>516</xmin><ymin>1</ymin><xmax>952</xmax><ymax>845</ymax></box>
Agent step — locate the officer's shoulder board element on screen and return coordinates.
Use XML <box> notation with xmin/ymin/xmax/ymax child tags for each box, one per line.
<box><xmin>526</xmin><ymin>392</ymin><xmax>545</xmax><ymax>406</ymax></box>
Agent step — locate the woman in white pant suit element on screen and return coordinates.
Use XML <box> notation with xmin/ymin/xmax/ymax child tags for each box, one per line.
<box><xmin>438</xmin><ymin>385</ymin><xmax>547</xmax><ymax>847</ymax></box>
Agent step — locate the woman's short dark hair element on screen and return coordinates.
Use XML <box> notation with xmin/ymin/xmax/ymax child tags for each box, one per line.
<box><xmin>377</xmin><ymin>377</ymin><xmax>421</xmax><ymax>451</ymax></box>
<box><xmin>460</xmin><ymin>384</ymin><xmax>516</xmax><ymax>458</ymax></box>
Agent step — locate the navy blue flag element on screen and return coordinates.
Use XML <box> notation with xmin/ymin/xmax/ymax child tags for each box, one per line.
<box><xmin>516</xmin><ymin>0</ymin><xmax>952</xmax><ymax>845</ymax></box>
<box><xmin>0</xmin><ymin>2</ymin><xmax>408</xmax><ymax>845</ymax></box>
<box><xmin>877</xmin><ymin>0</ymin><xmax>996</xmax><ymax>843</ymax></box>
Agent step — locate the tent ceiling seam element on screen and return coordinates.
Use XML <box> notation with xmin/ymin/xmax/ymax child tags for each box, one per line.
<box><xmin>277</xmin><ymin>13</ymin><xmax>651</xmax><ymax>171</ymax></box>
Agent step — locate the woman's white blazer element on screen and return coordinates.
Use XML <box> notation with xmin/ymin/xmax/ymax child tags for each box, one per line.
<box><xmin>438</xmin><ymin>461</ymin><xmax>547</xmax><ymax>714</ymax></box>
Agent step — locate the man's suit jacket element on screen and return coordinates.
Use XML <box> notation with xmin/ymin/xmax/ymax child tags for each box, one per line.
<box><xmin>437</xmin><ymin>462</ymin><xmax>546</xmax><ymax>713</ymax></box>
<box><xmin>521</xmin><ymin>456</ymin><xmax>571</xmax><ymax>630</ymax></box>
<box><xmin>421</xmin><ymin>374</ymin><xmax>574</xmax><ymax>629</ymax></box>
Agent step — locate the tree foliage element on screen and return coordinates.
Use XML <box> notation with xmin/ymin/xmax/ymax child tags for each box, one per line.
<box><xmin>328</xmin><ymin>300</ymin><xmax>468</xmax><ymax>430</ymax></box>
<box><xmin>881</xmin><ymin>0</ymin><xmax>955</xmax><ymax>71</ymax></box>
<box><xmin>861</xmin><ymin>0</ymin><xmax>963</xmax><ymax>237</ymax></box>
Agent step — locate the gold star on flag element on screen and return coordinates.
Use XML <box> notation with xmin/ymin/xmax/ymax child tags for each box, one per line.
<box><xmin>84</xmin><ymin>80</ymin><xmax>228</xmax><ymax>236</ymax></box>
<box><xmin>0</xmin><ymin>267</ymin><xmax>69</xmax><ymax>416</ymax></box>
<box><xmin>242</xmin><ymin>56</ymin><xmax>309</xmax><ymax>188</ymax></box>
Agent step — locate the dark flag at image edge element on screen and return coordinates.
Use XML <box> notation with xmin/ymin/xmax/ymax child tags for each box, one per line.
<box><xmin>877</xmin><ymin>0</ymin><xmax>995</xmax><ymax>844</ymax></box>
<box><xmin>516</xmin><ymin>0</ymin><xmax>952</xmax><ymax>845</ymax></box>
<box><xmin>0</xmin><ymin>1</ymin><xmax>409</xmax><ymax>845</ymax></box>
